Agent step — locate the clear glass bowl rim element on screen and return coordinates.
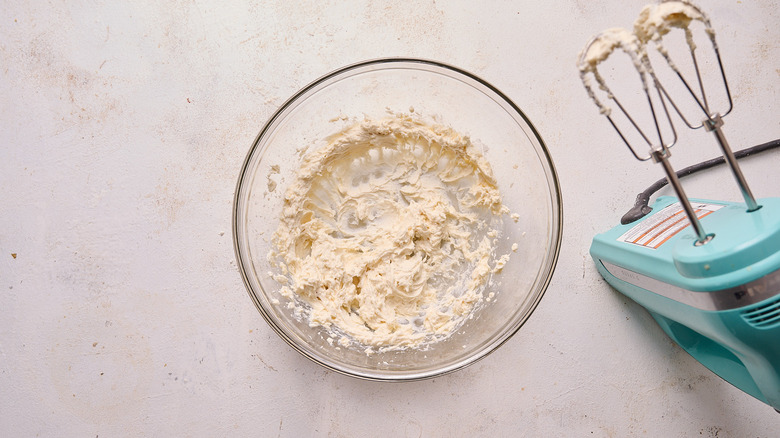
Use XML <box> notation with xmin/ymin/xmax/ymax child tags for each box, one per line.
<box><xmin>232</xmin><ymin>57</ymin><xmax>564</xmax><ymax>381</ymax></box>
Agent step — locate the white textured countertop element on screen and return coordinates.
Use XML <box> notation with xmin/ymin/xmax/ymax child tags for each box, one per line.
<box><xmin>2</xmin><ymin>1</ymin><xmax>779</xmax><ymax>436</ymax></box>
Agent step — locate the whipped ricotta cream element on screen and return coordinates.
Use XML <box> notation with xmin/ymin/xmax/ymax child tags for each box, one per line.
<box><xmin>578</xmin><ymin>27</ymin><xmax>642</xmax><ymax>74</ymax></box>
<box><xmin>268</xmin><ymin>114</ymin><xmax>512</xmax><ymax>350</ymax></box>
<box><xmin>634</xmin><ymin>1</ymin><xmax>712</xmax><ymax>45</ymax></box>
<box><xmin>578</xmin><ymin>1</ymin><xmax>715</xmax><ymax>116</ymax></box>
<box><xmin>634</xmin><ymin>1</ymin><xmax>714</xmax><ymax>71</ymax></box>
<box><xmin>577</xmin><ymin>27</ymin><xmax>644</xmax><ymax>116</ymax></box>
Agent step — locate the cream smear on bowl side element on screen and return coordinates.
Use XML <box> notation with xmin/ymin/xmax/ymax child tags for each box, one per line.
<box><xmin>267</xmin><ymin>113</ymin><xmax>515</xmax><ymax>353</ymax></box>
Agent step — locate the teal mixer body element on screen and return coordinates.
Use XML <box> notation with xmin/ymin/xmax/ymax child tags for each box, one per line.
<box><xmin>576</xmin><ymin>0</ymin><xmax>780</xmax><ymax>411</ymax></box>
<box><xmin>591</xmin><ymin>195</ymin><xmax>780</xmax><ymax>410</ymax></box>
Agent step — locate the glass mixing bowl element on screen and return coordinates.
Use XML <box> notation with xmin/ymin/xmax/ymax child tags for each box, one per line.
<box><xmin>233</xmin><ymin>58</ymin><xmax>562</xmax><ymax>381</ymax></box>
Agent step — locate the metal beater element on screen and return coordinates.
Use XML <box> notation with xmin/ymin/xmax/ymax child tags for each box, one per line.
<box><xmin>636</xmin><ymin>0</ymin><xmax>759</xmax><ymax>212</ymax></box>
<box><xmin>578</xmin><ymin>0</ymin><xmax>759</xmax><ymax>244</ymax></box>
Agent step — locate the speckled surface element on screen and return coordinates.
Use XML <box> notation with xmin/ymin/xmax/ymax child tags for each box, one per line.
<box><xmin>1</xmin><ymin>1</ymin><xmax>779</xmax><ymax>436</ymax></box>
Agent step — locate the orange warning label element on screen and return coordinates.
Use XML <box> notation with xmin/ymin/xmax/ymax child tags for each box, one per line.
<box><xmin>618</xmin><ymin>202</ymin><xmax>724</xmax><ymax>249</ymax></box>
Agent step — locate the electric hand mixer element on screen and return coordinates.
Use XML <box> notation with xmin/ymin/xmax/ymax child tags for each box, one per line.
<box><xmin>578</xmin><ymin>0</ymin><xmax>780</xmax><ymax>411</ymax></box>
